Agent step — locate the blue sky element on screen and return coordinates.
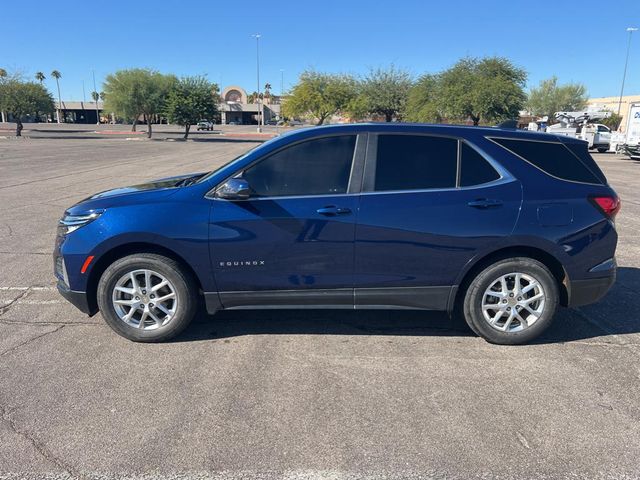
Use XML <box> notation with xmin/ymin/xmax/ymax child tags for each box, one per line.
<box><xmin>3</xmin><ymin>0</ymin><xmax>638</xmax><ymax>101</ymax></box>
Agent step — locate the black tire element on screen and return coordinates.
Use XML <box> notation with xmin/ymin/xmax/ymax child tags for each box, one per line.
<box><xmin>597</xmin><ymin>148</ymin><xmax>607</xmax><ymax>153</ymax></box>
<box><xmin>97</xmin><ymin>253</ymin><xmax>198</xmax><ymax>342</ymax></box>
<box><xmin>462</xmin><ymin>257</ymin><xmax>559</xmax><ymax>345</ymax></box>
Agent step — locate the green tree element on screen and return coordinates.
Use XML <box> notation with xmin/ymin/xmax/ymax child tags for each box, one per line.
<box><xmin>436</xmin><ymin>56</ymin><xmax>527</xmax><ymax>125</ymax></box>
<box><xmin>102</xmin><ymin>68</ymin><xmax>176</xmax><ymax>137</ymax></box>
<box><xmin>405</xmin><ymin>74</ymin><xmax>443</xmax><ymax>123</ymax></box>
<box><xmin>0</xmin><ymin>80</ymin><xmax>55</xmax><ymax>135</ymax></box>
<box><xmin>164</xmin><ymin>76</ymin><xmax>219</xmax><ymax>139</ymax></box>
<box><xmin>283</xmin><ymin>71</ymin><xmax>358</xmax><ymax>125</ymax></box>
<box><xmin>359</xmin><ymin>66</ymin><xmax>413</xmax><ymax>122</ymax></box>
<box><xmin>0</xmin><ymin>68</ymin><xmax>7</xmax><ymax>78</ymax></box>
<box><xmin>526</xmin><ymin>76</ymin><xmax>587</xmax><ymax>120</ymax></box>
<box><xmin>35</xmin><ymin>72</ymin><xmax>45</xmax><ymax>83</ymax></box>
<box><xmin>600</xmin><ymin>112</ymin><xmax>623</xmax><ymax>131</ymax></box>
<box><xmin>51</xmin><ymin>70</ymin><xmax>62</xmax><ymax>123</ymax></box>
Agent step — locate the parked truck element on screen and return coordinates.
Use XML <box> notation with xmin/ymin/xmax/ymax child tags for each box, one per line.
<box><xmin>546</xmin><ymin>111</ymin><xmax>612</xmax><ymax>153</ymax></box>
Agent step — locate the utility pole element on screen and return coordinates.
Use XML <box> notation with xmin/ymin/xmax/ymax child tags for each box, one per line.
<box><xmin>618</xmin><ymin>27</ymin><xmax>638</xmax><ymax>116</ymax></box>
<box><xmin>92</xmin><ymin>70</ymin><xmax>100</xmax><ymax>126</ymax></box>
<box><xmin>251</xmin><ymin>33</ymin><xmax>262</xmax><ymax>132</ymax></box>
<box><xmin>82</xmin><ymin>80</ymin><xmax>87</xmax><ymax>124</ymax></box>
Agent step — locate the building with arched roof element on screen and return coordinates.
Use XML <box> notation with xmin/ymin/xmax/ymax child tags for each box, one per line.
<box><xmin>219</xmin><ymin>85</ymin><xmax>281</xmax><ymax>125</ymax></box>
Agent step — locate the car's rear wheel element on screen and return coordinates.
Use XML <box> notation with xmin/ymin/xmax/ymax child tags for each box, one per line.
<box><xmin>462</xmin><ymin>258</ymin><xmax>559</xmax><ymax>345</ymax></box>
<box><xmin>97</xmin><ymin>253</ymin><xmax>198</xmax><ymax>342</ymax></box>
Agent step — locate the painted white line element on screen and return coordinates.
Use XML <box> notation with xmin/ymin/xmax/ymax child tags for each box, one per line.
<box><xmin>0</xmin><ymin>286</ymin><xmax>56</xmax><ymax>291</ymax></box>
<box><xmin>17</xmin><ymin>300</ymin><xmax>63</xmax><ymax>305</ymax></box>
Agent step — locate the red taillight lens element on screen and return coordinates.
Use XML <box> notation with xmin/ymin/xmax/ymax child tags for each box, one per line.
<box><xmin>590</xmin><ymin>195</ymin><xmax>621</xmax><ymax>219</ymax></box>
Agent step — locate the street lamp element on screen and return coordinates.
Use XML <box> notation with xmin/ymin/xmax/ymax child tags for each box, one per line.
<box><xmin>251</xmin><ymin>33</ymin><xmax>262</xmax><ymax>133</ymax></box>
<box><xmin>280</xmin><ymin>69</ymin><xmax>284</xmax><ymax>98</ymax></box>
<box><xmin>618</xmin><ymin>27</ymin><xmax>638</xmax><ymax>116</ymax></box>
<box><xmin>92</xmin><ymin>70</ymin><xmax>100</xmax><ymax>126</ymax></box>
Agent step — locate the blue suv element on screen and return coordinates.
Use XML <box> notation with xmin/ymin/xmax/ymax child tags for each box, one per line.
<box><xmin>54</xmin><ymin>124</ymin><xmax>619</xmax><ymax>344</ymax></box>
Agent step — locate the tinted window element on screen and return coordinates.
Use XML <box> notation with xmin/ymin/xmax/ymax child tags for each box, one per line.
<box><xmin>243</xmin><ymin>135</ymin><xmax>356</xmax><ymax>197</ymax></box>
<box><xmin>374</xmin><ymin>135</ymin><xmax>457</xmax><ymax>191</ymax></box>
<box><xmin>491</xmin><ymin>137</ymin><xmax>603</xmax><ymax>184</ymax></box>
<box><xmin>460</xmin><ymin>143</ymin><xmax>500</xmax><ymax>186</ymax></box>
<box><xmin>564</xmin><ymin>141</ymin><xmax>607</xmax><ymax>184</ymax></box>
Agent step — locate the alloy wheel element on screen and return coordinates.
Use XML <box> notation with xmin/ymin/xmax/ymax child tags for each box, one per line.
<box><xmin>111</xmin><ymin>269</ymin><xmax>177</xmax><ymax>330</ymax></box>
<box><xmin>481</xmin><ymin>272</ymin><xmax>546</xmax><ymax>333</ymax></box>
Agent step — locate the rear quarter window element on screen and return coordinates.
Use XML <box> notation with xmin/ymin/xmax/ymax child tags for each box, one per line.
<box><xmin>490</xmin><ymin>137</ymin><xmax>604</xmax><ymax>185</ymax></box>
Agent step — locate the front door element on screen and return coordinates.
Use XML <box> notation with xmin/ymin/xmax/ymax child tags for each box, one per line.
<box><xmin>209</xmin><ymin>134</ymin><xmax>364</xmax><ymax>308</ymax></box>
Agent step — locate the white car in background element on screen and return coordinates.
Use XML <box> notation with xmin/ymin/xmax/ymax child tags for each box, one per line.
<box><xmin>197</xmin><ymin>120</ymin><xmax>214</xmax><ymax>131</ymax></box>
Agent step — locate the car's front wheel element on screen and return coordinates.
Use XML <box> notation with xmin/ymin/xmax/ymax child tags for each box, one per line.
<box><xmin>97</xmin><ymin>253</ymin><xmax>198</xmax><ymax>342</ymax></box>
<box><xmin>462</xmin><ymin>258</ymin><xmax>559</xmax><ymax>345</ymax></box>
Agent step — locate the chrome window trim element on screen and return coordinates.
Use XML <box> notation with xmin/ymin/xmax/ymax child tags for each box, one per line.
<box><xmin>216</xmin><ymin>192</ymin><xmax>361</xmax><ymax>202</ymax></box>
<box><xmin>359</xmin><ymin>177</ymin><xmax>517</xmax><ymax>197</ymax></box>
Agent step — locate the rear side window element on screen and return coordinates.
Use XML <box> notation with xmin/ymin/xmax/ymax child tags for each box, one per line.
<box><xmin>374</xmin><ymin>135</ymin><xmax>457</xmax><ymax>191</ymax></box>
<box><xmin>491</xmin><ymin>137</ymin><xmax>603</xmax><ymax>184</ymax></box>
<box><xmin>243</xmin><ymin>135</ymin><xmax>356</xmax><ymax>197</ymax></box>
<box><xmin>564</xmin><ymin>142</ymin><xmax>607</xmax><ymax>184</ymax></box>
<box><xmin>460</xmin><ymin>143</ymin><xmax>501</xmax><ymax>187</ymax></box>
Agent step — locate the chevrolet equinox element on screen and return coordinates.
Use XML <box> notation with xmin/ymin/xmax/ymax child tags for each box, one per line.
<box><xmin>55</xmin><ymin>124</ymin><xmax>619</xmax><ymax>344</ymax></box>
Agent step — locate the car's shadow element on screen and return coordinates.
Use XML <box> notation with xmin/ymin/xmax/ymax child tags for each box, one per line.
<box><xmin>173</xmin><ymin>267</ymin><xmax>640</xmax><ymax>345</ymax></box>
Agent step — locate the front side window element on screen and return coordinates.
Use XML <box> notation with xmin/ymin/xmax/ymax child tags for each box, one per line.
<box><xmin>242</xmin><ymin>135</ymin><xmax>356</xmax><ymax>197</ymax></box>
<box><xmin>374</xmin><ymin>135</ymin><xmax>458</xmax><ymax>191</ymax></box>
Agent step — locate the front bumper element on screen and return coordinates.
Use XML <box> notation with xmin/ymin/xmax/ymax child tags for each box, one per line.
<box><xmin>57</xmin><ymin>281</ymin><xmax>97</xmax><ymax>316</ymax></box>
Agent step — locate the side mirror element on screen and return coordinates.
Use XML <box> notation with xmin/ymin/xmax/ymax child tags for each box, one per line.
<box><xmin>216</xmin><ymin>178</ymin><xmax>251</xmax><ymax>200</ymax></box>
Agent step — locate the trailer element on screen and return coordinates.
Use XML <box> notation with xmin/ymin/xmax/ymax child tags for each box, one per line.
<box><xmin>612</xmin><ymin>103</ymin><xmax>640</xmax><ymax>158</ymax></box>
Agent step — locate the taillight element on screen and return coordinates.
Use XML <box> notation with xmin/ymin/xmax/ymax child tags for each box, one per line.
<box><xmin>590</xmin><ymin>195</ymin><xmax>621</xmax><ymax>219</ymax></box>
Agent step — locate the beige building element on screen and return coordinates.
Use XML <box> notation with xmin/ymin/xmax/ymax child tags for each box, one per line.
<box><xmin>587</xmin><ymin>94</ymin><xmax>640</xmax><ymax>132</ymax></box>
<box><xmin>219</xmin><ymin>86</ymin><xmax>281</xmax><ymax>125</ymax></box>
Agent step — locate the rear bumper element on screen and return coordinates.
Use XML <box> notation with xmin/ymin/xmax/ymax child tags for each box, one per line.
<box><xmin>568</xmin><ymin>272</ymin><xmax>616</xmax><ymax>307</ymax></box>
<box><xmin>57</xmin><ymin>281</ymin><xmax>97</xmax><ymax>316</ymax></box>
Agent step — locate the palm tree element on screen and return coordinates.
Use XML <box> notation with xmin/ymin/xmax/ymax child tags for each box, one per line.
<box><xmin>264</xmin><ymin>83</ymin><xmax>272</xmax><ymax>104</ymax></box>
<box><xmin>35</xmin><ymin>72</ymin><xmax>45</xmax><ymax>83</ymax></box>
<box><xmin>51</xmin><ymin>70</ymin><xmax>62</xmax><ymax>123</ymax></box>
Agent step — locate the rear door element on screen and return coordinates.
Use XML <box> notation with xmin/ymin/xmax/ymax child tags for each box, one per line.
<box><xmin>354</xmin><ymin>133</ymin><xmax>522</xmax><ymax>309</ymax></box>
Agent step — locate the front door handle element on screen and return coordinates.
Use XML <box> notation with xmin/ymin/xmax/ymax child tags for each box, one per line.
<box><xmin>467</xmin><ymin>198</ymin><xmax>503</xmax><ymax>209</ymax></box>
<box><xmin>317</xmin><ymin>205</ymin><xmax>352</xmax><ymax>216</ymax></box>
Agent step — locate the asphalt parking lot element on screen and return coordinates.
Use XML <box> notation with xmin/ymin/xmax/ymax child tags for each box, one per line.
<box><xmin>1</xmin><ymin>130</ymin><xmax>640</xmax><ymax>479</ymax></box>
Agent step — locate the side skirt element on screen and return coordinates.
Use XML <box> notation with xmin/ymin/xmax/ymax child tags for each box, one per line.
<box><xmin>203</xmin><ymin>286</ymin><xmax>455</xmax><ymax>314</ymax></box>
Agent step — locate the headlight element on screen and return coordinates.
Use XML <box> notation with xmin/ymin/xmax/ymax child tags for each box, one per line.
<box><xmin>58</xmin><ymin>210</ymin><xmax>104</xmax><ymax>235</ymax></box>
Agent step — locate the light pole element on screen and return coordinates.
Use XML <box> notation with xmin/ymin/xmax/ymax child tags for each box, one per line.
<box><xmin>280</xmin><ymin>69</ymin><xmax>284</xmax><ymax>99</ymax></box>
<box><xmin>82</xmin><ymin>80</ymin><xmax>87</xmax><ymax>123</ymax></box>
<box><xmin>92</xmin><ymin>70</ymin><xmax>100</xmax><ymax>126</ymax></box>
<box><xmin>618</xmin><ymin>27</ymin><xmax>638</xmax><ymax>117</ymax></box>
<box><xmin>251</xmin><ymin>33</ymin><xmax>262</xmax><ymax>132</ymax></box>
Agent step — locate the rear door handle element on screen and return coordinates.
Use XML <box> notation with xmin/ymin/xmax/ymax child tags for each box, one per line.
<box><xmin>467</xmin><ymin>198</ymin><xmax>503</xmax><ymax>209</ymax></box>
<box><xmin>317</xmin><ymin>205</ymin><xmax>352</xmax><ymax>216</ymax></box>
